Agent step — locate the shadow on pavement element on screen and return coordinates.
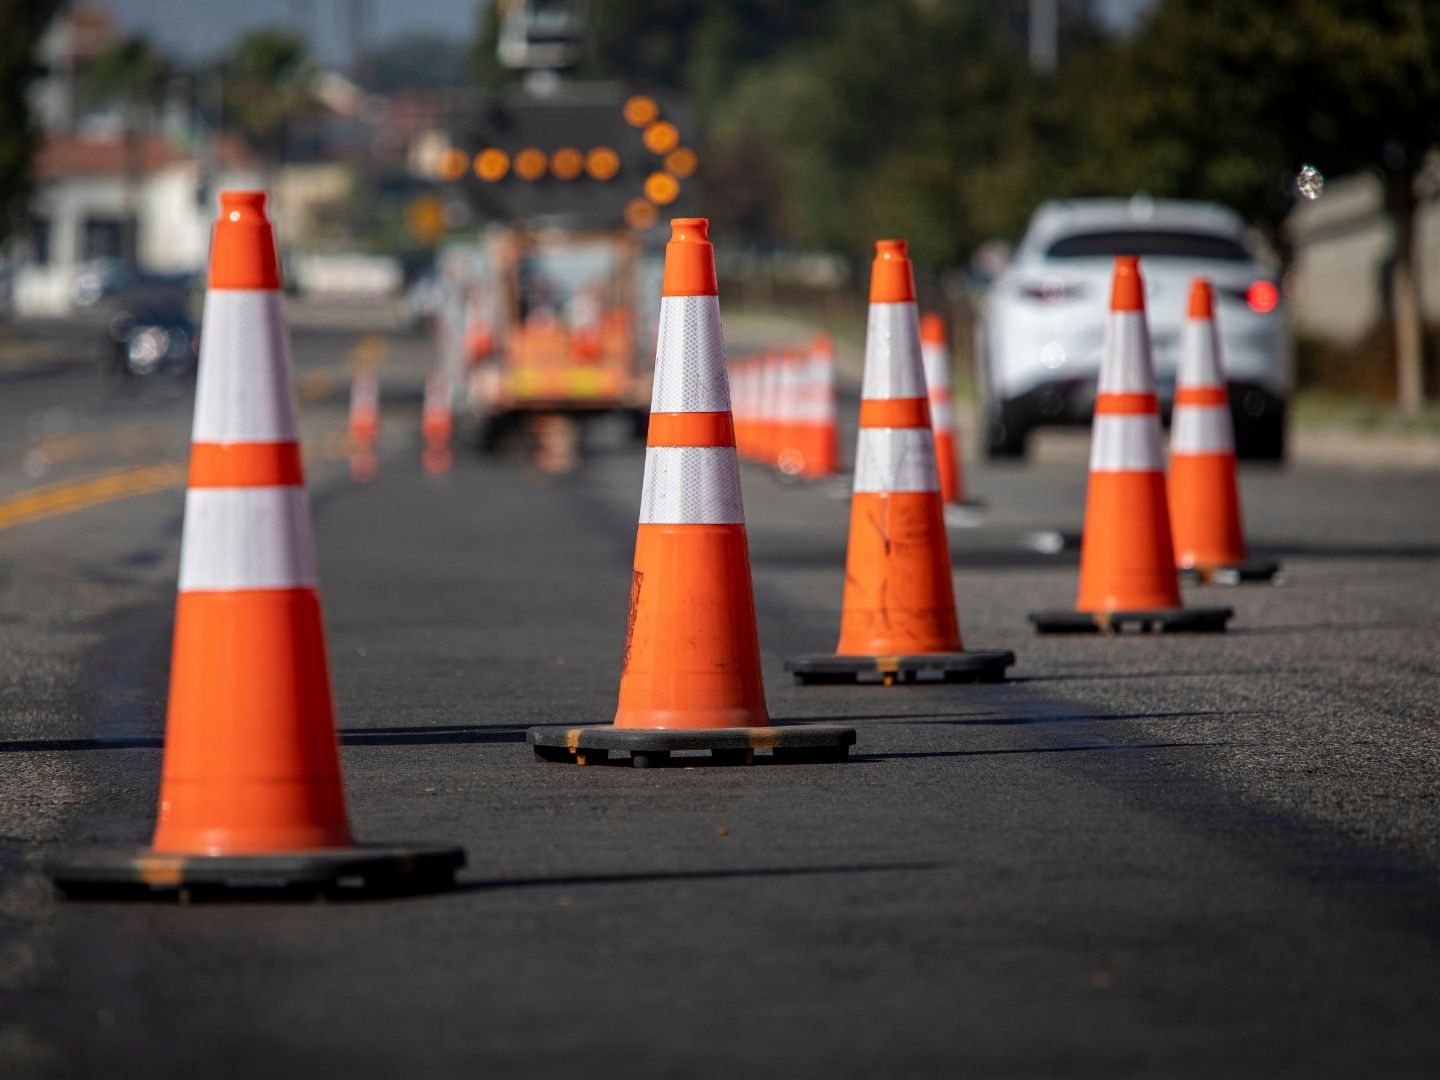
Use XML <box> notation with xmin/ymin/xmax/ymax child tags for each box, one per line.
<box><xmin>853</xmin><ymin>740</ymin><xmax>1213</xmax><ymax>762</ymax></box>
<box><xmin>0</xmin><ymin>723</ymin><xmax>534</xmax><ymax>753</ymax></box>
<box><xmin>451</xmin><ymin>860</ymin><xmax>944</xmax><ymax>895</ymax></box>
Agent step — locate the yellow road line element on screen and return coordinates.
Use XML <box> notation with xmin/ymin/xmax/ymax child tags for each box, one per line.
<box><xmin>0</xmin><ymin>463</ymin><xmax>187</xmax><ymax>532</ymax></box>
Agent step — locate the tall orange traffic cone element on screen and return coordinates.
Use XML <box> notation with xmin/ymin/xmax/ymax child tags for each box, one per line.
<box><xmin>787</xmin><ymin>240</ymin><xmax>1013</xmax><ymax>685</ymax></box>
<box><xmin>47</xmin><ymin>192</ymin><xmax>463</xmax><ymax>898</ymax></box>
<box><xmin>348</xmin><ymin>369</ymin><xmax>380</xmax><ymax>483</ymax></box>
<box><xmin>529</xmin><ymin>219</ymin><xmax>854</xmax><ymax>766</ymax></box>
<box><xmin>1030</xmin><ymin>257</ymin><xmax>1232</xmax><ymax>633</ymax></box>
<box><xmin>1170</xmin><ymin>279</ymin><xmax>1279</xmax><ymax>584</ymax></box>
<box><xmin>421</xmin><ymin>366</ymin><xmax>454</xmax><ymax>475</ymax></box>
<box><xmin>920</xmin><ymin>314</ymin><xmax>970</xmax><ymax>506</ymax></box>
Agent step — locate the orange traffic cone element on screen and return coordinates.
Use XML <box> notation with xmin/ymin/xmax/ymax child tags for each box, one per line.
<box><xmin>421</xmin><ymin>367</ymin><xmax>454</xmax><ymax>475</ymax></box>
<box><xmin>1030</xmin><ymin>257</ymin><xmax>1232</xmax><ymax>633</ymax></box>
<box><xmin>1170</xmin><ymin>279</ymin><xmax>1279</xmax><ymax>584</ymax></box>
<box><xmin>759</xmin><ymin>348</ymin><xmax>783</xmax><ymax>466</ymax></box>
<box><xmin>787</xmin><ymin>334</ymin><xmax>840</xmax><ymax>480</ymax></box>
<box><xmin>775</xmin><ymin>347</ymin><xmax>807</xmax><ymax>476</ymax></box>
<box><xmin>787</xmin><ymin>240</ymin><xmax>1013</xmax><ymax>685</ymax></box>
<box><xmin>348</xmin><ymin>370</ymin><xmax>380</xmax><ymax>483</ymax></box>
<box><xmin>529</xmin><ymin>219</ymin><xmax>854</xmax><ymax>766</ymax></box>
<box><xmin>920</xmin><ymin>314</ymin><xmax>971</xmax><ymax>506</ymax></box>
<box><xmin>47</xmin><ymin>192</ymin><xmax>463</xmax><ymax>898</ymax></box>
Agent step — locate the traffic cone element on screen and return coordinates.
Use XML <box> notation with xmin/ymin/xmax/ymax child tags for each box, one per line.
<box><xmin>787</xmin><ymin>334</ymin><xmax>840</xmax><ymax>480</ymax></box>
<box><xmin>529</xmin><ymin>219</ymin><xmax>854</xmax><ymax>766</ymax></box>
<box><xmin>421</xmin><ymin>366</ymin><xmax>454</xmax><ymax>475</ymax></box>
<box><xmin>1030</xmin><ymin>257</ymin><xmax>1232</xmax><ymax>633</ymax></box>
<box><xmin>786</xmin><ymin>240</ymin><xmax>1013</xmax><ymax>685</ymax></box>
<box><xmin>920</xmin><ymin>314</ymin><xmax>971</xmax><ymax>506</ymax></box>
<box><xmin>1170</xmin><ymin>279</ymin><xmax>1279</xmax><ymax>584</ymax></box>
<box><xmin>775</xmin><ymin>347</ymin><xmax>807</xmax><ymax>476</ymax></box>
<box><xmin>760</xmin><ymin>348</ymin><xmax>783</xmax><ymax>466</ymax></box>
<box><xmin>47</xmin><ymin>192</ymin><xmax>463</xmax><ymax>898</ymax></box>
<box><xmin>348</xmin><ymin>369</ymin><xmax>380</xmax><ymax>483</ymax></box>
<box><xmin>734</xmin><ymin>354</ymin><xmax>757</xmax><ymax>461</ymax></box>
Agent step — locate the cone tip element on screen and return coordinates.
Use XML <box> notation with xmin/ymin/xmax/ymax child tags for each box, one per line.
<box><xmin>870</xmin><ymin>239</ymin><xmax>916</xmax><ymax>303</ymax></box>
<box><xmin>1110</xmin><ymin>255</ymin><xmax>1144</xmax><ymax>312</ymax></box>
<box><xmin>209</xmin><ymin>189</ymin><xmax>280</xmax><ymax>290</ymax></box>
<box><xmin>811</xmin><ymin>331</ymin><xmax>833</xmax><ymax>354</ymax></box>
<box><xmin>920</xmin><ymin>313</ymin><xmax>946</xmax><ymax>345</ymax></box>
<box><xmin>1187</xmin><ymin>277</ymin><xmax>1214</xmax><ymax>319</ymax></box>
<box><xmin>662</xmin><ymin>217</ymin><xmax>717</xmax><ymax>296</ymax></box>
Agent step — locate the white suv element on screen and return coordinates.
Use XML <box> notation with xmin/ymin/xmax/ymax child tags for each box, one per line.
<box><xmin>976</xmin><ymin>197</ymin><xmax>1293</xmax><ymax>459</ymax></box>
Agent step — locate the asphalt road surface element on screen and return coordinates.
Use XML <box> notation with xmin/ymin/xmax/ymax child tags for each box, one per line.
<box><xmin>2</xmin><ymin>317</ymin><xmax>1438</xmax><ymax>1078</ymax></box>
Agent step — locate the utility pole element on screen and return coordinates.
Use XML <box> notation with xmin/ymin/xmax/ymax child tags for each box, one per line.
<box><xmin>1029</xmin><ymin>0</ymin><xmax>1058</xmax><ymax>74</ymax></box>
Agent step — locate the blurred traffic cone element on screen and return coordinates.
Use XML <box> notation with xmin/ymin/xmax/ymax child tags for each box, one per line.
<box><xmin>920</xmin><ymin>314</ymin><xmax>971</xmax><ymax>506</ymax></box>
<box><xmin>348</xmin><ymin>370</ymin><xmax>379</xmax><ymax>483</ymax></box>
<box><xmin>47</xmin><ymin>192</ymin><xmax>462</xmax><ymax>898</ymax></box>
<box><xmin>529</xmin><ymin>219</ymin><xmax>853</xmax><ymax>766</ymax></box>
<box><xmin>793</xmin><ymin>333</ymin><xmax>839</xmax><ymax>480</ymax></box>
<box><xmin>1030</xmin><ymin>257</ymin><xmax>1232</xmax><ymax>633</ymax></box>
<box><xmin>776</xmin><ymin>347</ymin><xmax>807</xmax><ymax>476</ymax></box>
<box><xmin>760</xmin><ymin>349</ymin><xmax>783</xmax><ymax>466</ymax></box>
<box><xmin>421</xmin><ymin>367</ymin><xmax>453</xmax><ymax>475</ymax></box>
<box><xmin>1170</xmin><ymin>279</ymin><xmax>1279</xmax><ymax>584</ymax></box>
<box><xmin>787</xmin><ymin>240</ymin><xmax>1013</xmax><ymax>686</ymax></box>
<box><xmin>734</xmin><ymin>354</ymin><xmax>757</xmax><ymax>461</ymax></box>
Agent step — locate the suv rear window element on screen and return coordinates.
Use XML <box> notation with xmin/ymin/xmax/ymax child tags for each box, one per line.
<box><xmin>1046</xmin><ymin>230</ymin><xmax>1249</xmax><ymax>261</ymax></box>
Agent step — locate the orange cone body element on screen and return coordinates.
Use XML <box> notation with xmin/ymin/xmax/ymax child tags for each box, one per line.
<box><xmin>1169</xmin><ymin>279</ymin><xmax>1246</xmax><ymax>570</ymax></box>
<box><xmin>837</xmin><ymin>241</ymin><xmax>962</xmax><ymax>656</ymax></box>
<box><xmin>1075</xmin><ymin>257</ymin><xmax>1182</xmax><ymax>612</ymax></box>
<box><xmin>153</xmin><ymin>192</ymin><xmax>352</xmax><ymax>855</ymax></box>
<box><xmin>792</xmin><ymin>333</ymin><xmax>839</xmax><ymax>479</ymax></box>
<box><xmin>615</xmin><ymin>219</ymin><xmax>767</xmax><ymax>730</ymax></box>
<box><xmin>920</xmin><ymin>314</ymin><xmax>965</xmax><ymax>504</ymax></box>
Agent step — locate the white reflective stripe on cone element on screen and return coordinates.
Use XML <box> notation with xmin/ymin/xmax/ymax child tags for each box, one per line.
<box><xmin>853</xmin><ymin>428</ymin><xmax>940</xmax><ymax>494</ymax></box>
<box><xmin>192</xmin><ymin>290</ymin><xmax>300</xmax><ymax>443</ymax></box>
<box><xmin>1178</xmin><ymin>320</ymin><xmax>1226</xmax><ymax>386</ymax></box>
<box><xmin>930</xmin><ymin>396</ymin><xmax>954</xmax><ymax>432</ymax></box>
<box><xmin>1172</xmin><ymin>405</ymin><xmax>1235</xmax><ymax>453</ymax></box>
<box><xmin>651</xmin><ymin>295</ymin><xmax>729</xmax><ymax>413</ymax></box>
<box><xmin>861</xmin><ymin>303</ymin><xmax>927</xmax><ymax>400</ymax></box>
<box><xmin>1097</xmin><ymin>312</ymin><xmax>1157</xmax><ymax>395</ymax></box>
<box><xmin>922</xmin><ymin>343</ymin><xmax>950</xmax><ymax>393</ymax></box>
<box><xmin>639</xmin><ymin>446</ymin><xmax>745</xmax><ymax>525</ymax></box>
<box><xmin>178</xmin><ymin>487</ymin><xmax>317</xmax><ymax>592</ymax></box>
<box><xmin>1090</xmin><ymin>414</ymin><xmax>1164</xmax><ymax>472</ymax></box>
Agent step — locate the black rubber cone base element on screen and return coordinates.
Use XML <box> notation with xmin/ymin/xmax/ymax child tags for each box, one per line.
<box><xmin>46</xmin><ymin>843</ymin><xmax>465</xmax><ymax>902</ymax></box>
<box><xmin>527</xmin><ymin>724</ymin><xmax>856</xmax><ymax>768</ymax></box>
<box><xmin>1179</xmin><ymin>560</ymin><xmax>1282</xmax><ymax>586</ymax></box>
<box><xmin>785</xmin><ymin>650</ymin><xmax>1015</xmax><ymax>686</ymax></box>
<box><xmin>1029</xmin><ymin>607</ymin><xmax>1233</xmax><ymax>634</ymax></box>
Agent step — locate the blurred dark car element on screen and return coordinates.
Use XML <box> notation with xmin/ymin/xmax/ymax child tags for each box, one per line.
<box><xmin>100</xmin><ymin>280</ymin><xmax>201</xmax><ymax>379</ymax></box>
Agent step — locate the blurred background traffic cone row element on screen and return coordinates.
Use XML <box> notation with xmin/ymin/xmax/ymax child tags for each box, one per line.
<box><xmin>731</xmin><ymin>338</ymin><xmax>839</xmax><ymax>480</ymax></box>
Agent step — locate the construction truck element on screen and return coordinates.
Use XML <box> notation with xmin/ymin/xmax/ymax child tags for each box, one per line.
<box><xmin>430</xmin><ymin>0</ymin><xmax>698</xmax><ymax>462</ymax></box>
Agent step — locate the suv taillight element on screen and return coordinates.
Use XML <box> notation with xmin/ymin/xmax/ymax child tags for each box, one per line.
<box><xmin>1245</xmin><ymin>280</ymin><xmax>1279</xmax><ymax>313</ymax></box>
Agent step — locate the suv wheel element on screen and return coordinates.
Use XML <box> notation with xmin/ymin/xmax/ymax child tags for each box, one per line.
<box><xmin>985</xmin><ymin>401</ymin><xmax>1030</xmax><ymax>459</ymax></box>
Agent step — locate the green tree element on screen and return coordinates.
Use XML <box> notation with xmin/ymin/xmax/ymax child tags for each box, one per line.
<box><xmin>0</xmin><ymin>1</ymin><xmax>64</xmax><ymax>250</ymax></box>
<box><xmin>223</xmin><ymin>30</ymin><xmax>314</xmax><ymax>171</ymax></box>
